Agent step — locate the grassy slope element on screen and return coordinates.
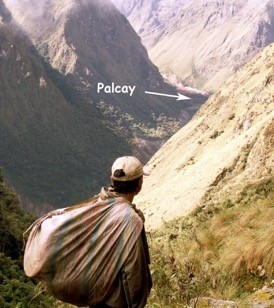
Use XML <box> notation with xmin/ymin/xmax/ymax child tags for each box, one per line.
<box><xmin>147</xmin><ymin>179</ymin><xmax>274</xmax><ymax>307</ymax></box>
<box><xmin>0</xmin><ymin>161</ymin><xmax>272</xmax><ymax>307</ymax></box>
<box><xmin>137</xmin><ymin>41</ymin><xmax>274</xmax><ymax>230</ymax></box>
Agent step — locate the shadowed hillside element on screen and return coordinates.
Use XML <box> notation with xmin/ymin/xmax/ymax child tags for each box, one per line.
<box><xmin>0</xmin><ymin>22</ymin><xmax>130</xmax><ymax>212</ymax></box>
<box><xmin>1</xmin><ymin>0</ymin><xmax>207</xmax><ymax>213</ymax></box>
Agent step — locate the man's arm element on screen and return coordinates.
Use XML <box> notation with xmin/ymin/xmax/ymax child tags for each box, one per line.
<box><xmin>120</xmin><ymin>234</ymin><xmax>151</xmax><ymax>308</ymax></box>
<box><xmin>104</xmin><ymin>232</ymin><xmax>151</xmax><ymax>308</ymax></box>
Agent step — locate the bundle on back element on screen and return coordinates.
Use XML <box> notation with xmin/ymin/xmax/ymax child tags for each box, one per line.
<box><xmin>23</xmin><ymin>194</ymin><xmax>143</xmax><ymax>306</ymax></box>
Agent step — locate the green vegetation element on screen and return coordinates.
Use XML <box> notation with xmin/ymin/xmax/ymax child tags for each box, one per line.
<box><xmin>0</xmin><ymin>167</ymin><xmax>34</xmax><ymax>259</ymax></box>
<box><xmin>146</xmin><ymin>180</ymin><xmax>274</xmax><ymax>307</ymax></box>
<box><xmin>96</xmin><ymin>100</ymin><xmax>182</xmax><ymax>140</ymax></box>
<box><xmin>0</xmin><ymin>168</ymin><xmax>73</xmax><ymax>307</ymax></box>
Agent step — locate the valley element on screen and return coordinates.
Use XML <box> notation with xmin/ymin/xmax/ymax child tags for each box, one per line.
<box><xmin>0</xmin><ymin>1</ymin><xmax>273</xmax><ymax>307</ymax></box>
<box><xmin>114</xmin><ymin>0</ymin><xmax>274</xmax><ymax>92</ymax></box>
<box><xmin>0</xmin><ymin>0</ymin><xmax>207</xmax><ymax>213</ymax></box>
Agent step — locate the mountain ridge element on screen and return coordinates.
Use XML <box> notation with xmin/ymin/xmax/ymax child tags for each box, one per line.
<box><xmin>114</xmin><ymin>0</ymin><xmax>274</xmax><ymax>92</ymax></box>
<box><xmin>0</xmin><ymin>6</ymin><xmax>130</xmax><ymax>211</ymax></box>
<box><xmin>5</xmin><ymin>0</ymin><xmax>207</xmax><ymax>148</ymax></box>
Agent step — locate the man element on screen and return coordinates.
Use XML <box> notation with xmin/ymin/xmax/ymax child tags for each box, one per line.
<box><xmin>24</xmin><ymin>156</ymin><xmax>151</xmax><ymax>307</ymax></box>
<box><xmin>91</xmin><ymin>156</ymin><xmax>152</xmax><ymax>308</ymax></box>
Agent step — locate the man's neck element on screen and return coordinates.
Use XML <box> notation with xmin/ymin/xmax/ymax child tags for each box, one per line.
<box><xmin>119</xmin><ymin>192</ymin><xmax>135</xmax><ymax>203</ymax></box>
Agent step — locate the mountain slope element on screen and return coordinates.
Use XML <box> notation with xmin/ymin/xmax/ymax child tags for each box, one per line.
<box><xmin>5</xmin><ymin>0</ymin><xmax>206</xmax><ymax>145</ymax></box>
<box><xmin>137</xmin><ymin>42</ymin><xmax>274</xmax><ymax>229</ymax></box>
<box><xmin>1</xmin><ymin>0</ymin><xmax>207</xmax><ymax>212</ymax></box>
<box><xmin>114</xmin><ymin>0</ymin><xmax>274</xmax><ymax>92</ymax></box>
<box><xmin>112</xmin><ymin>0</ymin><xmax>185</xmax><ymax>49</ymax></box>
<box><xmin>0</xmin><ymin>16</ymin><xmax>130</xmax><ymax>212</ymax></box>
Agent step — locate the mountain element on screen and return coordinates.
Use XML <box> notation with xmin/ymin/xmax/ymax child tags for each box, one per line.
<box><xmin>0</xmin><ymin>2</ymin><xmax>131</xmax><ymax>212</ymax></box>
<box><xmin>0</xmin><ymin>20</ymin><xmax>130</xmax><ymax>212</ymax></box>
<box><xmin>113</xmin><ymin>0</ymin><xmax>274</xmax><ymax>92</ymax></box>
<box><xmin>5</xmin><ymin>0</ymin><xmax>206</xmax><ymax>146</ymax></box>
<box><xmin>112</xmin><ymin>0</ymin><xmax>185</xmax><ymax>48</ymax></box>
<box><xmin>1</xmin><ymin>0</ymin><xmax>207</xmax><ymax>213</ymax></box>
<box><xmin>137</xmin><ymin>41</ymin><xmax>274</xmax><ymax>230</ymax></box>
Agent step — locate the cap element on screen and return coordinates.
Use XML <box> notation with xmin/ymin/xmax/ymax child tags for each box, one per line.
<box><xmin>111</xmin><ymin>156</ymin><xmax>150</xmax><ymax>181</ymax></box>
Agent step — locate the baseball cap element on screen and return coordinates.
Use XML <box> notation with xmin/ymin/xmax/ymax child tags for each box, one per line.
<box><xmin>111</xmin><ymin>156</ymin><xmax>150</xmax><ymax>181</ymax></box>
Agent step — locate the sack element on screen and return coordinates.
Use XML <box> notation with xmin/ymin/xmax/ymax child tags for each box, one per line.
<box><xmin>23</xmin><ymin>194</ymin><xmax>143</xmax><ymax>306</ymax></box>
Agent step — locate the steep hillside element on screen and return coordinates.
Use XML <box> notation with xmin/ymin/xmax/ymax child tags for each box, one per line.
<box><xmin>1</xmin><ymin>0</ymin><xmax>207</xmax><ymax>212</ymax></box>
<box><xmin>0</xmin><ymin>170</ymin><xmax>74</xmax><ymax>307</ymax></box>
<box><xmin>0</xmin><ymin>19</ymin><xmax>130</xmax><ymax>212</ymax></box>
<box><xmin>137</xmin><ymin>42</ymin><xmax>274</xmax><ymax>230</ymax></box>
<box><xmin>147</xmin><ymin>186</ymin><xmax>274</xmax><ymax>306</ymax></box>
<box><xmin>112</xmin><ymin>0</ymin><xmax>185</xmax><ymax>48</ymax></box>
<box><xmin>5</xmin><ymin>0</ymin><xmax>206</xmax><ymax>152</ymax></box>
<box><xmin>115</xmin><ymin>0</ymin><xmax>274</xmax><ymax>92</ymax></box>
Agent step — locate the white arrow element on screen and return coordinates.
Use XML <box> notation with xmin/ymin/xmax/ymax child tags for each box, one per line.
<box><xmin>145</xmin><ymin>91</ymin><xmax>191</xmax><ymax>101</ymax></box>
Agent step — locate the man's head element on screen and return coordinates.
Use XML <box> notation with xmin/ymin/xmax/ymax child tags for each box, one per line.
<box><xmin>111</xmin><ymin>156</ymin><xmax>148</xmax><ymax>195</ymax></box>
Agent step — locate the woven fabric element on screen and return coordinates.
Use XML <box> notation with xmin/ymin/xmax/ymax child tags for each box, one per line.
<box><xmin>24</xmin><ymin>189</ymin><xmax>143</xmax><ymax>306</ymax></box>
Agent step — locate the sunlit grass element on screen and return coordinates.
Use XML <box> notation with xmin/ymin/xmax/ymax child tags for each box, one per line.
<box><xmin>147</xmin><ymin>184</ymin><xmax>274</xmax><ymax>306</ymax></box>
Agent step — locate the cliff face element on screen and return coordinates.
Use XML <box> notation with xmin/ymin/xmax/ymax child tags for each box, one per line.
<box><xmin>114</xmin><ymin>0</ymin><xmax>274</xmax><ymax>92</ymax></box>
<box><xmin>137</xmin><ymin>42</ymin><xmax>274</xmax><ymax>229</ymax></box>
